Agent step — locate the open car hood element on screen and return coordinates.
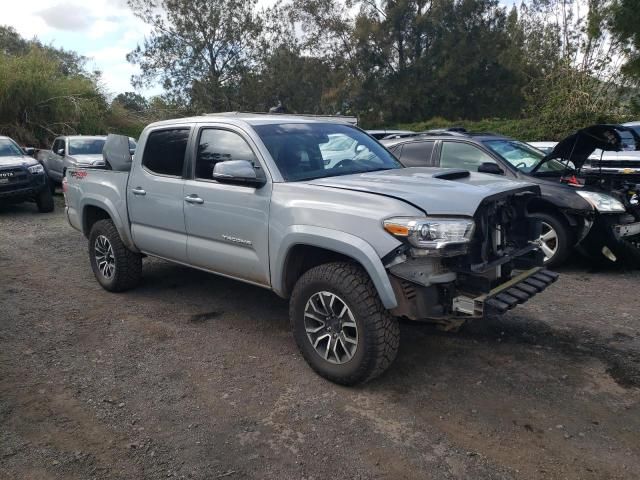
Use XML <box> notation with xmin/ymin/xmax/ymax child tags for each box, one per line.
<box><xmin>535</xmin><ymin>124</ymin><xmax>640</xmax><ymax>172</ymax></box>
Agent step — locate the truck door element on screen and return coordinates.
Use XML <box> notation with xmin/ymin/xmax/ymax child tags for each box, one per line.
<box><xmin>127</xmin><ymin>127</ymin><xmax>190</xmax><ymax>263</ymax></box>
<box><xmin>48</xmin><ymin>138</ymin><xmax>65</xmax><ymax>181</ymax></box>
<box><xmin>183</xmin><ymin>126</ymin><xmax>271</xmax><ymax>286</ymax></box>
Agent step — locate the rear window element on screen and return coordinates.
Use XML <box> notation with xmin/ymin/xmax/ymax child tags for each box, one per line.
<box><xmin>142</xmin><ymin>129</ymin><xmax>189</xmax><ymax>177</ymax></box>
<box><xmin>69</xmin><ymin>138</ymin><xmax>105</xmax><ymax>155</ymax></box>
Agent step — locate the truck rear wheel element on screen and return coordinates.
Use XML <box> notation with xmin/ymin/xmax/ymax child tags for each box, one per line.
<box><xmin>89</xmin><ymin>219</ymin><xmax>142</xmax><ymax>292</ymax></box>
<box><xmin>289</xmin><ymin>262</ymin><xmax>399</xmax><ymax>385</ymax></box>
<box><xmin>35</xmin><ymin>185</ymin><xmax>54</xmax><ymax>213</ymax></box>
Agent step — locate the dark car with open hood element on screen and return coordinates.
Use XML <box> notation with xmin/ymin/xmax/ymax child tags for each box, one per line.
<box><xmin>0</xmin><ymin>135</ymin><xmax>54</xmax><ymax>213</ymax></box>
<box><xmin>382</xmin><ymin>124</ymin><xmax>640</xmax><ymax>267</ymax></box>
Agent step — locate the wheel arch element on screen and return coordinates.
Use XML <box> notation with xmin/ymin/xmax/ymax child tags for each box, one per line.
<box><xmin>80</xmin><ymin>198</ymin><xmax>138</xmax><ymax>252</ymax></box>
<box><xmin>272</xmin><ymin>226</ymin><xmax>398</xmax><ymax>309</ymax></box>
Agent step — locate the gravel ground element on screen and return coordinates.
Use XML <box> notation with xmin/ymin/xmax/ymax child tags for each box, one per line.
<box><xmin>1</xmin><ymin>194</ymin><xmax>639</xmax><ymax>480</ymax></box>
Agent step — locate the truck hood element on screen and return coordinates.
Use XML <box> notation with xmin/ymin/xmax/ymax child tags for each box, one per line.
<box><xmin>306</xmin><ymin>168</ymin><xmax>539</xmax><ymax>216</ymax></box>
<box><xmin>0</xmin><ymin>155</ymin><xmax>37</xmax><ymax>168</ymax></box>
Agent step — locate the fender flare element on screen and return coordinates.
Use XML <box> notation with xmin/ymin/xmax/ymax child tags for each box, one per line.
<box><xmin>271</xmin><ymin>225</ymin><xmax>398</xmax><ymax>309</ymax></box>
<box><xmin>80</xmin><ymin>195</ymin><xmax>138</xmax><ymax>252</ymax></box>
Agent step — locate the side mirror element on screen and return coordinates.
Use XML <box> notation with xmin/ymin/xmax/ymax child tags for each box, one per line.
<box><xmin>23</xmin><ymin>147</ymin><xmax>35</xmax><ymax>156</ymax></box>
<box><xmin>478</xmin><ymin>162</ymin><xmax>504</xmax><ymax>175</ymax></box>
<box><xmin>213</xmin><ymin>160</ymin><xmax>265</xmax><ymax>187</ymax></box>
<box><xmin>57</xmin><ymin>148</ymin><xmax>65</xmax><ymax>156</ymax></box>
<box><xmin>129</xmin><ymin>148</ymin><xmax>136</xmax><ymax>155</ymax></box>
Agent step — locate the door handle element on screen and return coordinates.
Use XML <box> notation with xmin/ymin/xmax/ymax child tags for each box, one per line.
<box><xmin>184</xmin><ymin>195</ymin><xmax>204</xmax><ymax>204</ymax></box>
<box><xmin>131</xmin><ymin>187</ymin><xmax>146</xmax><ymax>196</ymax></box>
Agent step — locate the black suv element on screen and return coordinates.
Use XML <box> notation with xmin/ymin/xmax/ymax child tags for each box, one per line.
<box><xmin>381</xmin><ymin>130</ymin><xmax>639</xmax><ymax>267</ymax></box>
<box><xmin>0</xmin><ymin>136</ymin><xmax>54</xmax><ymax>213</ymax></box>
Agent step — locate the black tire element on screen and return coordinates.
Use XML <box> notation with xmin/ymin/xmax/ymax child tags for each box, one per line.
<box><xmin>611</xmin><ymin>235</ymin><xmax>640</xmax><ymax>267</ymax></box>
<box><xmin>289</xmin><ymin>262</ymin><xmax>400</xmax><ymax>385</ymax></box>
<box><xmin>529</xmin><ymin>212</ymin><xmax>573</xmax><ymax>268</ymax></box>
<box><xmin>35</xmin><ymin>185</ymin><xmax>54</xmax><ymax>213</ymax></box>
<box><xmin>88</xmin><ymin>219</ymin><xmax>142</xmax><ymax>292</ymax></box>
<box><xmin>49</xmin><ymin>180</ymin><xmax>57</xmax><ymax>195</ymax></box>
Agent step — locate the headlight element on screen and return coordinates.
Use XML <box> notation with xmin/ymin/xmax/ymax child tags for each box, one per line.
<box><xmin>576</xmin><ymin>191</ymin><xmax>626</xmax><ymax>212</ymax></box>
<box><xmin>383</xmin><ymin>216</ymin><xmax>475</xmax><ymax>252</ymax></box>
<box><xmin>28</xmin><ymin>164</ymin><xmax>44</xmax><ymax>174</ymax></box>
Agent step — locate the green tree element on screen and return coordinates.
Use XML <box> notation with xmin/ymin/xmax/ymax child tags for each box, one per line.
<box><xmin>127</xmin><ymin>0</ymin><xmax>263</xmax><ymax>111</ymax></box>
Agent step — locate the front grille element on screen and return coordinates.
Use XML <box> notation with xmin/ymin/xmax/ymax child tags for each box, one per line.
<box><xmin>0</xmin><ymin>167</ymin><xmax>32</xmax><ymax>193</ymax></box>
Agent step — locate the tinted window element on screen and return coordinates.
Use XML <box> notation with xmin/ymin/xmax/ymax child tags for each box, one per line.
<box><xmin>440</xmin><ymin>142</ymin><xmax>497</xmax><ymax>170</ymax></box>
<box><xmin>254</xmin><ymin>123</ymin><xmax>401</xmax><ymax>181</ymax></box>
<box><xmin>196</xmin><ymin>129</ymin><xmax>256</xmax><ymax>179</ymax></box>
<box><xmin>142</xmin><ymin>129</ymin><xmax>189</xmax><ymax>177</ymax></box>
<box><xmin>69</xmin><ymin>138</ymin><xmax>105</xmax><ymax>155</ymax></box>
<box><xmin>399</xmin><ymin>141</ymin><xmax>434</xmax><ymax>167</ymax></box>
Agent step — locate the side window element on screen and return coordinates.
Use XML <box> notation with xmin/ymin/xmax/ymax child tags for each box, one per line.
<box><xmin>142</xmin><ymin>129</ymin><xmax>189</xmax><ymax>177</ymax></box>
<box><xmin>440</xmin><ymin>142</ymin><xmax>496</xmax><ymax>170</ymax></box>
<box><xmin>196</xmin><ymin>128</ymin><xmax>257</xmax><ymax>180</ymax></box>
<box><xmin>53</xmin><ymin>139</ymin><xmax>63</xmax><ymax>155</ymax></box>
<box><xmin>399</xmin><ymin>141</ymin><xmax>435</xmax><ymax>167</ymax></box>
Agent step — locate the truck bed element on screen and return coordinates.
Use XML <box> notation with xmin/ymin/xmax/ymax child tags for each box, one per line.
<box><xmin>65</xmin><ymin>168</ymin><xmax>131</xmax><ymax>238</ymax></box>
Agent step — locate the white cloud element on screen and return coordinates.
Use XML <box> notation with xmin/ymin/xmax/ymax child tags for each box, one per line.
<box><xmin>37</xmin><ymin>3</ymin><xmax>94</xmax><ymax>31</ymax></box>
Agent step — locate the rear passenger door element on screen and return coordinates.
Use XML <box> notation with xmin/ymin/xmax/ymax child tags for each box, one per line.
<box><xmin>394</xmin><ymin>141</ymin><xmax>436</xmax><ymax>167</ymax></box>
<box><xmin>183</xmin><ymin>126</ymin><xmax>271</xmax><ymax>286</ymax></box>
<box><xmin>127</xmin><ymin>127</ymin><xmax>191</xmax><ymax>263</ymax></box>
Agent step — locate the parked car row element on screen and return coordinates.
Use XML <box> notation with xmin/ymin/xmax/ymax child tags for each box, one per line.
<box><xmin>4</xmin><ymin>115</ymin><xmax>637</xmax><ymax>385</ymax></box>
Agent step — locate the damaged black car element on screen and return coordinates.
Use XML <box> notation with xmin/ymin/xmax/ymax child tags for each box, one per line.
<box><xmin>382</xmin><ymin>125</ymin><xmax>640</xmax><ymax>267</ymax></box>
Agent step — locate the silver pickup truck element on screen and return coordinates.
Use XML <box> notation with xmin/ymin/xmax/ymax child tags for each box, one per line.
<box><xmin>64</xmin><ymin>113</ymin><xmax>557</xmax><ymax>385</ymax></box>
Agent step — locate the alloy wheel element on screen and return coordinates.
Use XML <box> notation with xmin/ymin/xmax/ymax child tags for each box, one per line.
<box><xmin>539</xmin><ymin>221</ymin><xmax>558</xmax><ymax>262</ymax></box>
<box><xmin>94</xmin><ymin>235</ymin><xmax>116</xmax><ymax>280</ymax></box>
<box><xmin>304</xmin><ymin>291</ymin><xmax>358</xmax><ymax>364</ymax></box>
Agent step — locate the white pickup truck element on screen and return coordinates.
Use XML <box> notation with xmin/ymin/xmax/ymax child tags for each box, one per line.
<box><xmin>64</xmin><ymin>113</ymin><xmax>557</xmax><ymax>384</ymax></box>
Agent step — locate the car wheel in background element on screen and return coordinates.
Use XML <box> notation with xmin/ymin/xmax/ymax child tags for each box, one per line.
<box><xmin>289</xmin><ymin>262</ymin><xmax>399</xmax><ymax>385</ymax></box>
<box><xmin>530</xmin><ymin>212</ymin><xmax>572</xmax><ymax>268</ymax></box>
<box><xmin>88</xmin><ymin>219</ymin><xmax>142</xmax><ymax>292</ymax></box>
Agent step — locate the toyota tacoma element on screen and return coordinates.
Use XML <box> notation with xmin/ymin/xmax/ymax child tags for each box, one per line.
<box><xmin>63</xmin><ymin>114</ymin><xmax>557</xmax><ymax>385</ymax></box>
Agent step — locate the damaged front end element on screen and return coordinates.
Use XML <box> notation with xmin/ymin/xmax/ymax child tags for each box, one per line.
<box><xmin>384</xmin><ymin>187</ymin><xmax>558</xmax><ymax>324</ymax></box>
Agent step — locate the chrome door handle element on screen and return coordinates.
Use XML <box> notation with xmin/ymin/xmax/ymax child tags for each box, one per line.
<box><xmin>131</xmin><ymin>187</ymin><xmax>146</xmax><ymax>196</ymax></box>
<box><xmin>184</xmin><ymin>195</ymin><xmax>204</xmax><ymax>204</ymax></box>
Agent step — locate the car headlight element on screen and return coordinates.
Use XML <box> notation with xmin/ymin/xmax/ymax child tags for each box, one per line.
<box><xmin>383</xmin><ymin>216</ymin><xmax>475</xmax><ymax>253</ymax></box>
<box><xmin>576</xmin><ymin>191</ymin><xmax>626</xmax><ymax>212</ymax></box>
<box><xmin>28</xmin><ymin>164</ymin><xmax>44</xmax><ymax>174</ymax></box>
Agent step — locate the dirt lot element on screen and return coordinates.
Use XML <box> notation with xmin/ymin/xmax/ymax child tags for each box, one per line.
<box><xmin>1</xmin><ymin>194</ymin><xmax>639</xmax><ymax>480</ymax></box>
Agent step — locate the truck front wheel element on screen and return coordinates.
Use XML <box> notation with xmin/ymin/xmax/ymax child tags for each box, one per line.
<box><xmin>89</xmin><ymin>219</ymin><xmax>142</xmax><ymax>292</ymax></box>
<box><xmin>289</xmin><ymin>262</ymin><xmax>400</xmax><ymax>385</ymax></box>
<box><xmin>35</xmin><ymin>185</ymin><xmax>54</xmax><ymax>213</ymax></box>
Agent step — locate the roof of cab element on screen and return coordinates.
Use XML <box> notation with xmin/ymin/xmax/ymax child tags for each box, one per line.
<box><xmin>146</xmin><ymin>112</ymin><xmax>359</xmax><ymax>129</ymax></box>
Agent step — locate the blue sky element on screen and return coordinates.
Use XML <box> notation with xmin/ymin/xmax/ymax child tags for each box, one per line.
<box><xmin>4</xmin><ymin>0</ymin><xmax>161</xmax><ymax>98</ymax></box>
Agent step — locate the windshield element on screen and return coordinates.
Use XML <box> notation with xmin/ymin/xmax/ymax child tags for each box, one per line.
<box><xmin>484</xmin><ymin>139</ymin><xmax>571</xmax><ymax>174</ymax></box>
<box><xmin>254</xmin><ymin>123</ymin><xmax>402</xmax><ymax>181</ymax></box>
<box><xmin>69</xmin><ymin>138</ymin><xmax>105</xmax><ymax>155</ymax></box>
<box><xmin>0</xmin><ymin>139</ymin><xmax>24</xmax><ymax>157</ymax></box>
